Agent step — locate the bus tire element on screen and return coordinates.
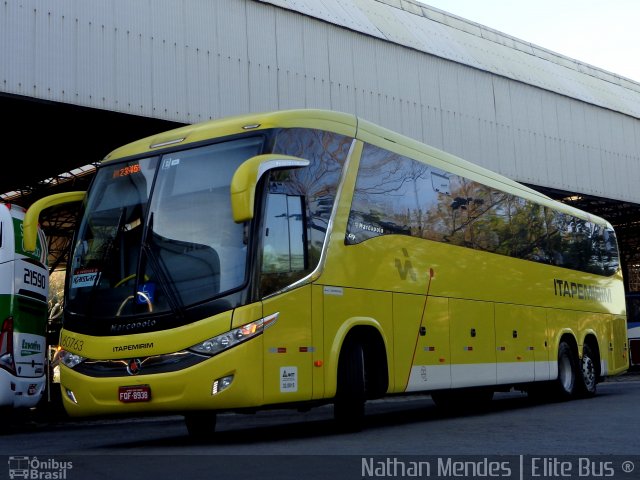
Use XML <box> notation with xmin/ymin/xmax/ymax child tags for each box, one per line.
<box><xmin>184</xmin><ymin>411</ymin><xmax>217</xmax><ymax>440</ymax></box>
<box><xmin>334</xmin><ymin>340</ymin><xmax>366</xmax><ymax>432</ymax></box>
<box><xmin>576</xmin><ymin>343</ymin><xmax>598</xmax><ymax>397</ymax></box>
<box><xmin>553</xmin><ymin>341</ymin><xmax>578</xmax><ymax>400</ymax></box>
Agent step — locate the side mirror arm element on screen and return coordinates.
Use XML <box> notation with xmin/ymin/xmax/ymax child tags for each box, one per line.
<box><xmin>230</xmin><ymin>154</ymin><xmax>309</xmax><ymax>222</ymax></box>
<box><xmin>23</xmin><ymin>191</ymin><xmax>86</xmax><ymax>252</ymax></box>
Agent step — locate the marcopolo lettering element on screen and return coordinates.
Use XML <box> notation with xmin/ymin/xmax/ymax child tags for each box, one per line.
<box><xmin>355</xmin><ymin>222</ymin><xmax>384</xmax><ymax>234</ymax></box>
<box><xmin>553</xmin><ymin>278</ymin><xmax>612</xmax><ymax>303</ymax></box>
<box><xmin>110</xmin><ymin>319</ymin><xmax>157</xmax><ymax>333</ymax></box>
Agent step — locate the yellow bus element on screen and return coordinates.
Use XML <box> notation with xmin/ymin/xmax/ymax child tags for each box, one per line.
<box><xmin>25</xmin><ymin>109</ymin><xmax>628</xmax><ymax>436</ymax></box>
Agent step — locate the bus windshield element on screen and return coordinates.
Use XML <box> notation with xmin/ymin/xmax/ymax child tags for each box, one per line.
<box><xmin>67</xmin><ymin>137</ymin><xmax>263</xmax><ymax>319</ymax></box>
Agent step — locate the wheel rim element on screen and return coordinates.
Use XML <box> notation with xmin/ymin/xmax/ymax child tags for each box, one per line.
<box><xmin>581</xmin><ymin>354</ymin><xmax>596</xmax><ymax>391</ymax></box>
<box><xmin>559</xmin><ymin>353</ymin><xmax>574</xmax><ymax>392</ymax></box>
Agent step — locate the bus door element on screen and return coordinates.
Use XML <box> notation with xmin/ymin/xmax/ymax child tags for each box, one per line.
<box><xmin>260</xmin><ymin>189</ymin><xmax>313</xmax><ymax>404</ymax></box>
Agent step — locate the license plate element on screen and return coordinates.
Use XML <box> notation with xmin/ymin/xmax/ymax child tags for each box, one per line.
<box><xmin>118</xmin><ymin>385</ymin><xmax>151</xmax><ymax>403</ymax></box>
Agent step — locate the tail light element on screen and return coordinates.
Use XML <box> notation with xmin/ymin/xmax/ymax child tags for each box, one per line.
<box><xmin>0</xmin><ymin>316</ymin><xmax>15</xmax><ymax>373</ymax></box>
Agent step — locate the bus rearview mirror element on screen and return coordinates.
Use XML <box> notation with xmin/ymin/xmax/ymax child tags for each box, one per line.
<box><xmin>230</xmin><ymin>154</ymin><xmax>310</xmax><ymax>223</ymax></box>
<box><xmin>23</xmin><ymin>191</ymin><xmax>86</xmax><ymax>252</ymax></box>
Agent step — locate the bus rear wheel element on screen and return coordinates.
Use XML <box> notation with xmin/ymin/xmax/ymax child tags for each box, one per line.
<box><xmin>553</xmin><ymin>341</ymin><xmax>578</xmax><ymax>400</ymax></box>
<box><xmin>334</xmin><ymin>340</ymin><xmax>366</xmax><ymax>432</ymax></box>
<box><xmin>576</xmin><ymin>343</ymin><xmax>598</xmax><ymax>397</ymax></box>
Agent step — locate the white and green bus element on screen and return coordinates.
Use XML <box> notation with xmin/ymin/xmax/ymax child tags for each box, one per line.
<box><xmin>0</xmin><ymin>203</ymin><xmax>49</xmax><ymax>409</ymax></box>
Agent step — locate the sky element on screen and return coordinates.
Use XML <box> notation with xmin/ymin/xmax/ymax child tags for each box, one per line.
<box><xmin>418</xmin><ymin>0</ymin><xmax>640</xmax><ymax>83</ymax></box>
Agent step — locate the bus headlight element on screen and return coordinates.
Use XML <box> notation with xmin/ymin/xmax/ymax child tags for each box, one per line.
<box><xmin>188</xmin><ymin>313</ymin><xmax>278</xmax><ymax>356</ymax></box>
<box><xmin>59</xmin><ymin>349</ymin><xmax>86</xmax><ymax>369</ymax></box>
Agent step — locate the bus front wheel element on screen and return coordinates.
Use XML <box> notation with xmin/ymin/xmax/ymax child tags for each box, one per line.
<box><xmin>184</xmin><ymin>411</ymin><xmax>217</xmax><ymax>440</ymax></box>
<box><xmin>334</xmin><ymin>340</ymin><xmax>366</xmax><ymax>432</ymax></box>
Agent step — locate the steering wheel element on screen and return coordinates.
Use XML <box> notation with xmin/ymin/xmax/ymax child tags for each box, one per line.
<box><xmin>116</xmin><ymin>291</ymin><xmax>153</xmax><ymax>316</ymax></box>
<box><xmin>114</xmin><ymin>273</ymin><xmax>150</xmax><ymax>288</ymax></box>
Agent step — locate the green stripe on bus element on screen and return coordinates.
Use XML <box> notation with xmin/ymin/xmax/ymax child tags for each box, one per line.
<box><xmin>0</xmin><ymin>294</ymin><xmax>47</xmax><ymax>336</ymax></box>
<box><xmin>12</xmin><ymin>217</ymin><xmax>44</xmax><ymax>260</ymax></box>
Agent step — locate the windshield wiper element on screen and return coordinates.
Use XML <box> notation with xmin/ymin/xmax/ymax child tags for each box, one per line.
<box><xmin>140</xmin><ymin>212</ymin><xmax>185</xmax><ymax>318</ymax></box>
<box><xmin>86</xmin><ymin>207</ymin><xmax>127</xmax><ymax>318</ymax></box>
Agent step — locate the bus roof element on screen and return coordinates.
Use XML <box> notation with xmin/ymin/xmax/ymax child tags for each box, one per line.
<box><xmin>103</xmin><ymin>109</ymin><xmax>613</xmax><ymax>230</ymax></box>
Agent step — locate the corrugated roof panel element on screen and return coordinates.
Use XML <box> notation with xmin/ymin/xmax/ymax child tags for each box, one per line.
<box><xmin>257</xmin><ymin>0</ymin><xmax>640</xmax><ymax>120</ymax></box>
<box><xmin>352</xmin><ymin>33</ymin><xmax>380</xmax><ymax>123</ymax></box>
<box><xmin>266</xmin><ymin>0</ymin><xmax>381</xmax><ymax>38</ymax></box>
<box><xmin>495</xmin><ymin>122</ymin><xmax>517</xmax><ymax>180</ymax></box>
<box><xmin>247</xmin><ymin>4</ymin><xmax>278</xmax><ymax>113</ymax></box>
<box><xmin>396</xmin><ymin>48</ymin><xmax>422</xmax><ymax>140</ymax></box>
<box><xmin>3</xmin><ymin>0</ymin><xmax>640</xmax><ymax>204</ymax></box>
<box><xmin>275</xmin><ymin>9</ymin><xmax>307</xmax><ymax>109</ymax></box>
<box><xmin>420</xmin><ymin>104</ymin><xmax>444</xmax><ymax>150</ymax></box>
<box><xmin>328</xmin><ymin>0</ymin><xmax>384</xmax><ymax>37</ymax></box>
<box><xmin>4</xmin><ymin>2</ymin><xmax>34</xmax><ymax>98</ymax></box>
<box><xmin>511</xmin><ymin>125</ymin><xmax>535</xmax><ymax>183</ymax></box>
<box><xmin>275</xmin><ymin>8</ymin><xmax>305</xmax><ymax>70</ymax></box>
<box><xmin>540</xmin><ymin>91</ymin><xmax>560</xmax><ymax>140</ymax></box>
<box><xmin>354</xmin><ymin>0</ymin><xmax>416</xmax><ymax>48</ymax></box>
<box><xmin>203</xmin><ymin>47</ymin><xmax>223</xmax><ymax>120</ymax></box>
<box><xmin>374</xmin><ymin>41</ymin><xmax>400</xmax><ymax>100</ymax></box>
<box><xmin>440</xmin><ymin>109</ymin><xmax>464</xmax><ymax>158</ymax></box>
<box><xmin>437</xmin><ymin>60</ymin><xmax>461</xmax><ymax>113</ymax></box>
<box><xmin>216</xmin><ymin>0</ymin><xmax>248</xmax><ymax>61</ymax></box>
<box><xmin>32</xmin><ymin>6</ymin><xmax>60</xmax><ymax>99</ymax></box>
<box><xmin>111</xmin><ymin>0</ymin><xmax>153</xmax><ymax>116</ymax></box>
<box><xmin>396</xmin><ymin>9</ymin><xmax>478</xmax><ymax>68</ymax></box>
<box><xmin>183</xmin><ymin>2</ymin><xmax>214</xmax><ymax>122</ymax></box>
<box><xmin>327</xmin><ymin>27</ymin><xmax>357</xmax><ymax>112</ymax></box>
<box><xmin>301</xmin><ymin>16</ymin><xmax>332</xmax><ymax>109</ymax></box>
<box><xmin>416</xmin><ymin>54</ymin><xmax>441</xmax><ymax>110</ymax></box>
<box><xmin>621</xmin><ymin>116</ymin><xmax>640</xmax><ymax>158</ymax></box>
<box><xmin>375</xmin><ymin>62</ymin><xmax>402</xmax><ymax>129</ymax></box>
<box><xmin>601</xmin><ymin>149</ymin><xmax>620</xmax><ymax>200</ymax></box>
<box><xmin>112</xmin><ymin>3</ymin><xmax>149</xmax><ymax>116</ymax></box>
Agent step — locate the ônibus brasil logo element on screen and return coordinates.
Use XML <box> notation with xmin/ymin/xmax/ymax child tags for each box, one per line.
<box><xmin>8</xmin><ymin>456</ymin><xmax>73</xmax><ymax>479</ymax></box>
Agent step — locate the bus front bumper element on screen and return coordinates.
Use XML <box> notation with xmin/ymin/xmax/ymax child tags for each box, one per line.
<box><xmin>59</xmin><ymin>338</ymin><xmax>263</xmax><ymax>417</ymax></box>
<box><xmin>0</xmin><ymin>369</ymin><xmax>45</xmax><ymax>408</ymax></box>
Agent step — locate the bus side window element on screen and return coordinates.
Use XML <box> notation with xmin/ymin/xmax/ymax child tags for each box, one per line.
<box><xmin>260</xmin><ymin>191</ymin><xmax>308</xmax><ymax>296</ymax></box>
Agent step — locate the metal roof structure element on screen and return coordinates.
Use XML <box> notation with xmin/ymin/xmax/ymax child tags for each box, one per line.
<box><xmin>1</xmin><ymin>0</ymin><xmax>640</xmax><ymax>279</ymax></box>
<box><xmin>260</xmin><ymin>0</ymin><xmax>640</xmax><ymax>118</ymax></box>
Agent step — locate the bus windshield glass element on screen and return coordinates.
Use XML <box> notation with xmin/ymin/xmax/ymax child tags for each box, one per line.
<box><xmin>67</xmin><ymin>137</ymin><xmax>263</xmax><ymax>318</ymax></box>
